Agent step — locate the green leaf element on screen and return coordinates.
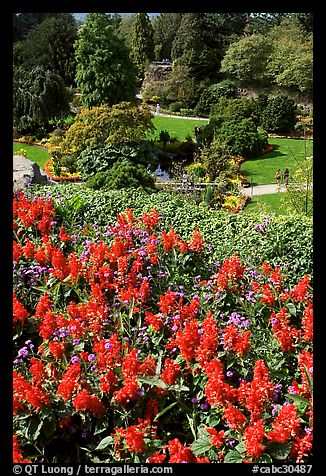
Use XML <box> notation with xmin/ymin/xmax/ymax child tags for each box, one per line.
<box><xmin>224</xmin><ymin>450</ymin><xmax>244</xmax><ymax>463</ymax></box>
<box><xmin>94</xmin><ymin>436</ymin><xmax>114</xmax><ymax>451</ymax></box>
<box><xmin>286</xmin><ymin>393</ymin><xmax>311</xmax><ymax>406</ymax></box>
<box><xmin>303</xmin><ymin>364</ymin><xmax>313</xmax><ymax>393</ymax></box>
<box><xmin>235</xmin><ymin>441</ymin><xmax>247</xmax><ymax>454</ymax></box>
<box><xmin>258</xmin><ymin>453</ymin><xmax>273</xmax><ymax>463</ymax></box>
<box><xmin>154</xmin><ymin>402</ymin><xmax>178</xmax><ymax>421</ymax></box>
<box><xmin>94</xmin><ymin>418</ymin><xmax>109</xmax><ymax>435</ymax></box>
<box><xmin>267</xmin><ymin>441</ymin><xmax>292</xmax><ymax>460</ymax></box>
<box><xmin>137</xmin><ymin>376</ymin><xmax>168</xmax><ymax>389</ymax></box>
<box><xmin>191</xmin><ymin>437</ymin><xmax>212</xmax><ymax>455</ymax></box>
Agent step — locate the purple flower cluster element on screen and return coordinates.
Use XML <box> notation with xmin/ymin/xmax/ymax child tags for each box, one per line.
<box><xmin>253</xmin><ymin>214</ymin><xmax>271</xmax><ymax>235</ymax></box>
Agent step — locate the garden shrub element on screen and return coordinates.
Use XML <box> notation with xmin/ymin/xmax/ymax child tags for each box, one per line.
<box><xmin>194</xmin><ymin>80</ymin><xmax>236</xmax><ymax>116</ymax></box>
<box><xmin>85</xmin><ymin>160</ymin><xmax>157</xmax><ymax>193</ymax></box>
<box><xmin>260</xmin><ymin>95</ymin><xmax>297</xmax><ymax>134</ymax></box>
<box><xmin>78</xmin><ymin>143</ymin><xmax>160</xmax><ymax>182</ymax></box>
<box><xmin>31</xmin><ymin>184</ymin><xmax>313</xmax><ymax>283</ymax></box>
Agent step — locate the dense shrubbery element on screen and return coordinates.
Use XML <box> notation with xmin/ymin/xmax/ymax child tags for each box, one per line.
<box><xmin>261</xmin><ymin>95</ymin><xmax>297</xmax><ymax>134</ymax></box>
<box><xmin>85</xmin><ymin>161</ymin><xmax>157</xmax><ymax>193</ymax></box>
<box><xmin>194</xmin><ymin>80</ymin><xmax>236</xmax><ymax>116</ymax></box>
<box><xmin>77</xmin><ymin>143</ymin><xmax>160</xmax><ymax>182</ymax></box>
<box><xmin>13</xmin><ymin>190</ymin><xmax>313</xmax><ymax>464</ymax></box>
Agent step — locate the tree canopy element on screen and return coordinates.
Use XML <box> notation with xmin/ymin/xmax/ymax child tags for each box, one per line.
<box><xmin>13</xmin><ymin>15</ymin><xmax>78</xmax><ymax>86</ymax></box>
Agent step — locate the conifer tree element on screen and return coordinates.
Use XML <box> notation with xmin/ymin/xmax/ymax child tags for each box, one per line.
<box><xmin>130</xmin><ymin>13</ymin><xmax>155</xmax><ymax>80</ymax></box>
<box><xmin>75</xmin><ymin>13</ymin><xmax>137</xmax><ymax>107</ymax></box>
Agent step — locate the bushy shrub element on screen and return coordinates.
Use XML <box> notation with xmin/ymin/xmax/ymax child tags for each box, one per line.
<box><xmin>85</xmin><ymin>160</ymin><xmax>157</xmax><ymax>192</ymax></box>
<box><xmin>194</xmin><ymin>80</ymin><xmax>236</xmax><ymax>116</ymax></box>
<box><xmin>77</xmin><ymin>142</ymin><xmax>160</xmax><ymax>182</ymax></box>
<box><xmin>261</xmin><ymin>95</ymin><xmax>297</xmax><ymax>134</ymax></box>
<box><xmin>218</xmin><ymin>119</ymin><xmax>269</xmax><ymax>158</ymax></box>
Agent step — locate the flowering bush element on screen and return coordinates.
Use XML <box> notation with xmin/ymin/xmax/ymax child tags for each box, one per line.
<box><xmin>13</xmin><ymin>191</ymin><xmax>313</xmax><ymax>464</ymax></box>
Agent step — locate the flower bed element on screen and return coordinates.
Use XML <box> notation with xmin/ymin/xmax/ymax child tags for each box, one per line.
<box><xmin>44</xmin><ymin>158</ymin><xmax>81</xmax><ymax>182</ymax></box>
<box><xmin>13</xmin><ymin>192</ymin><xmax>313</xmax><ymax>464</ymax></box>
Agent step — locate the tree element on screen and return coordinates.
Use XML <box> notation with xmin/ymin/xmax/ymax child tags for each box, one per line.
<box><xmin>265</xmin><ymin>18</ymin><xmax>313</xmax><ymax>95</ymax></box>
<box><xmin>130</xmin><ymin>13</ymin><xmax>155</xmax><ymax>80</ymax></box>
<box><xmin>282</xmin><ymin>155</ymin><xmax>313</xmax><ymax>216</ymax></box>
<box><xmin>220</xmin><ymin>34</ymin><xmax>272</xmax><ymax>83</ymax></box>
<box><xmin>152</xmin><ymin>13</ymin><xmax>183</xmax><ymax>60</ymax></box>
<box><xmin>171</xmin><ymin>13</ymin><xmax>248</xmax><ymax>82</ymax></box>
<box><xmin>74</xmin><ymin>13</ymin><xmax>137</xmax><ymax>107</ymax></box>
<box><xmin>13</xmin><ymin>13</ymin><xmax>72</xmax><ymax>42</ymax></box>
<box><xmin>14</xmin><ymin>15</ymin><xmax>78</xmax><ymax>85</ymax></box>
<box><xmin>13</xmin><ymin>66</ymin><xmax>70</xmax><ymax>134</ymax></box>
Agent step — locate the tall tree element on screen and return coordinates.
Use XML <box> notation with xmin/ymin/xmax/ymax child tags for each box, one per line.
<box><xmin>74</xmin><ymin>13</ymin><xmax>137</xmax><ymax>108</ymax></box>
<box><xmin>130</xmin><ymin>13</ymin><xmax>155</xmax><ymax>80</ymax></box>
<box><xmin>13</xmin><ymin>13</ymin><xmax>72</xmax><ymax>42</ymax></box>
<box><xmin>152</xmin><ymin>13</ymin><xmax>183</xmax><ymax>60</ymax></box>
<box><xmin>171</xmin><ymin>13</ymin><xmax>248</xmax><ymax>81</ymax></box>
<box><xmin>13</xmin><ymin>15</ymin><xmax>78</xmax><ymax>86</ymax></box>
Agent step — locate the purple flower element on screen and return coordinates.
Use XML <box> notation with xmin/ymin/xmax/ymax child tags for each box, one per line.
<box><xmin>88</xmin><ymin>354</ymin><xmax>96</xmax><ymax>362</ymax></box>
<box><xmin>18</xmin><ymin>347</ymin><xmax>29</xmax><ymax>358</ymax></box>
<box><xmin>71</xmin><ymin>356</ymin><xmax>79</xmax><ymax>364</ymax></box>
<box><xmin>200</xmin><ymin>403</ymin><xmax>209</xmax><ymax>411</ymax></box>
<box><xmin>226</xmin><ymin>370</ymin><xmax>233</xmax><ymax>377</ymax></box>
<box><xmin>72</xmin><ymin>339</ymin><xmax>80</xmax><ymax>346</ymax></box>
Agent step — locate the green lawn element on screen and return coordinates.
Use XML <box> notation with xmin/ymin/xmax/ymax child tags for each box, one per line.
<box><xmin>148</xmin><ymin>115</ymin><xmax>209</xmax><ymax>141</ymax></box>
<box><xmin>13</xmin><ymin>142</ymin><xmax>51</xmax><ymax>169</ymax></box>
<box><xmin>242</xmin><ymin>192</ymin><xmax>290</xmax><ymax>215</ymax></box>
<box><xmin>241</xmin><ymin>138</ymin><xmax>313</xmax><ymax>186</ymax></box>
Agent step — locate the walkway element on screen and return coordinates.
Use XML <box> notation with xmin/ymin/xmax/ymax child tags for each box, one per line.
<box><xmin>240</xmin><ymin>183</ymin><xmax>312</xmax><ymax>196</ymax></box>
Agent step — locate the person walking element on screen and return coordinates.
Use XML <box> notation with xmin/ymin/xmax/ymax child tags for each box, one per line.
<box><xmin>283</xmin><ymin>168</ymin><xmax>289</xmax><ymax>186</ymax></box>
<box><xmin>275</xmin><ymin>169</ymin><xmax>282</xmax><ymax>187</ymax></box>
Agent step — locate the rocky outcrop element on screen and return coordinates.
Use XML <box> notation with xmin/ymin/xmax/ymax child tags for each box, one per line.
<box><xmin>141</xmin><ymin>63</ymin><xmax>172</xmax><ymax>96</ymax></box>
<box><xmin>13</xmin><ymin>155</ymin><xmax>54</xmax><ymax>191</ymax></box>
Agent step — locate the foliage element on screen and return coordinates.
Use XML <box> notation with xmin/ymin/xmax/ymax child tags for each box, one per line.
<box><xmin>13</xmin><ymin>13</ymin><xmax>73</xmax><ymax>42</ymax></box>
<box><xmin>60</xmin><ymin>103</ymin><xmax>155</xmax><ymax>156</ymax></box>
<box><xmin>152</xmin><ymin>13</ymin><xmax>183</xmax><ymax>60</ymax></box>
<box><xmin>85</xmin><ymin>160</ymin><xmax>156</xmax><ymax>192</ymax></box>
<box><xmin>281</xmin><ymin>156</ymin><xmax>313</xmax><ymax>217</ymax></box>
<box><xmin>13</xmin><ymin>15</ymin><xmax>78</xmax><ymax>86</ymax></box>
<box><xmin>74</xmin><ymin>13</ymin><xmax>137</xmax><ymax>107</ymax></box>
<box><xmin>220</xmin><ymin>34</ymin><xmax>272</xmax><ymax>83</ymax></box>
<box><xmin>171</xmin><ymin>13</ymin><xmax>248</xmax><ymax>82</ymax></box>
<box><xmin>221</xmin><ymin>16</ymin><xmax>312</xmax><ymax>97</ymax></box>
<box><xmin>199</xmin><ymin>97</ymin><xmax>268</xmax><ymax>157</ymax></box>
<box><xmin>217</xmin><ymin>119</ymin><xmax>268</xmax><ymax>158</ymax></box>
<box><xmin>13</xmin><ymin>66</ymin><xmax>70</xmax><ymax>134</ymax></box>
<box><xmin>77</xmin><ymin>142</ymin><xmax>160</xmax><ymax>182</ymax></box>
<box><xmin>261</xmin><ymin>96</ymin><xmax>297</xmax><ymax>134</ymax></box>
<box><xmin>194</xmin><ymin>80</ymin><xmax>236</xmax><ymax>116</ymax></box>
<box><xmin>13</xmin><ymin>193</ymin><xmax>313</xmax><ymax>463</ymax></box>
<box><xmin>159</xmin><ymin>65</ymin><xmax>200</xmax><ymax>108</ymax></box>
<box><xmin>130</xmin><ymin>13</ymin><xmax>155</xmax><ymax>80</ymax></box>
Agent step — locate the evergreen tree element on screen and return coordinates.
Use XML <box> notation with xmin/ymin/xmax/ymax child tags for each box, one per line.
<box><xmin>152</xmin><ymin>13</ymin><xmax>183</xmax><ymax>60</ymax></box>
<box><xmin>130</xmin><ymin>13</ymin><xmax>155</xmax><ymax>79</ymax></box>
<box><xmin>13</xmin><ymin>66</ymin><xmax>70</xmax><ymax>133</ymax></box>
<box><xmin>75</xmin><ymin>13</ymin><xmax>137</xmax><ymax>107</ymax></box>
<box><xmin>14</xmin><ymin>15</ymin><xmax>78</xmax><ymax>86</ymax></box>
<box><xmin>171</xmin><ymin>13</ymin><xmax>248</xmax><ymax>81</ymax></box>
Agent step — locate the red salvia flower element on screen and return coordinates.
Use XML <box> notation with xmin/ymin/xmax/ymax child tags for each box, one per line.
<box><xmin>73</xmin><ymin>389</ymin><xmax>106</xmax><ymax>416</ymax></box>
<box><xmin>13</xmin><ymin>292</ymin><xmax>29</xmax><ymax>325</ymax></box>
<box><xmin>206</xmin><ymin>428</ymin><xmax>225</xmax><ymax>448</ymax></box>
<box><xmin>243</xmin><ymin>419</ymin><xmax>266</xmax><ymax>459</ymax></box>
<box><xmin>267</xmin><ymin>403</ymin><xmax>301</xmax><ymax>443</ymax></box>
<box><xmin>13</xmin><ymin>435</ymin><xmax>32</xmax><ymax>463</ymax></box>
<box><xmin>161</xmin><ymin>358</ymin><xmax>181</xmax><ymax>386</ymax></box>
